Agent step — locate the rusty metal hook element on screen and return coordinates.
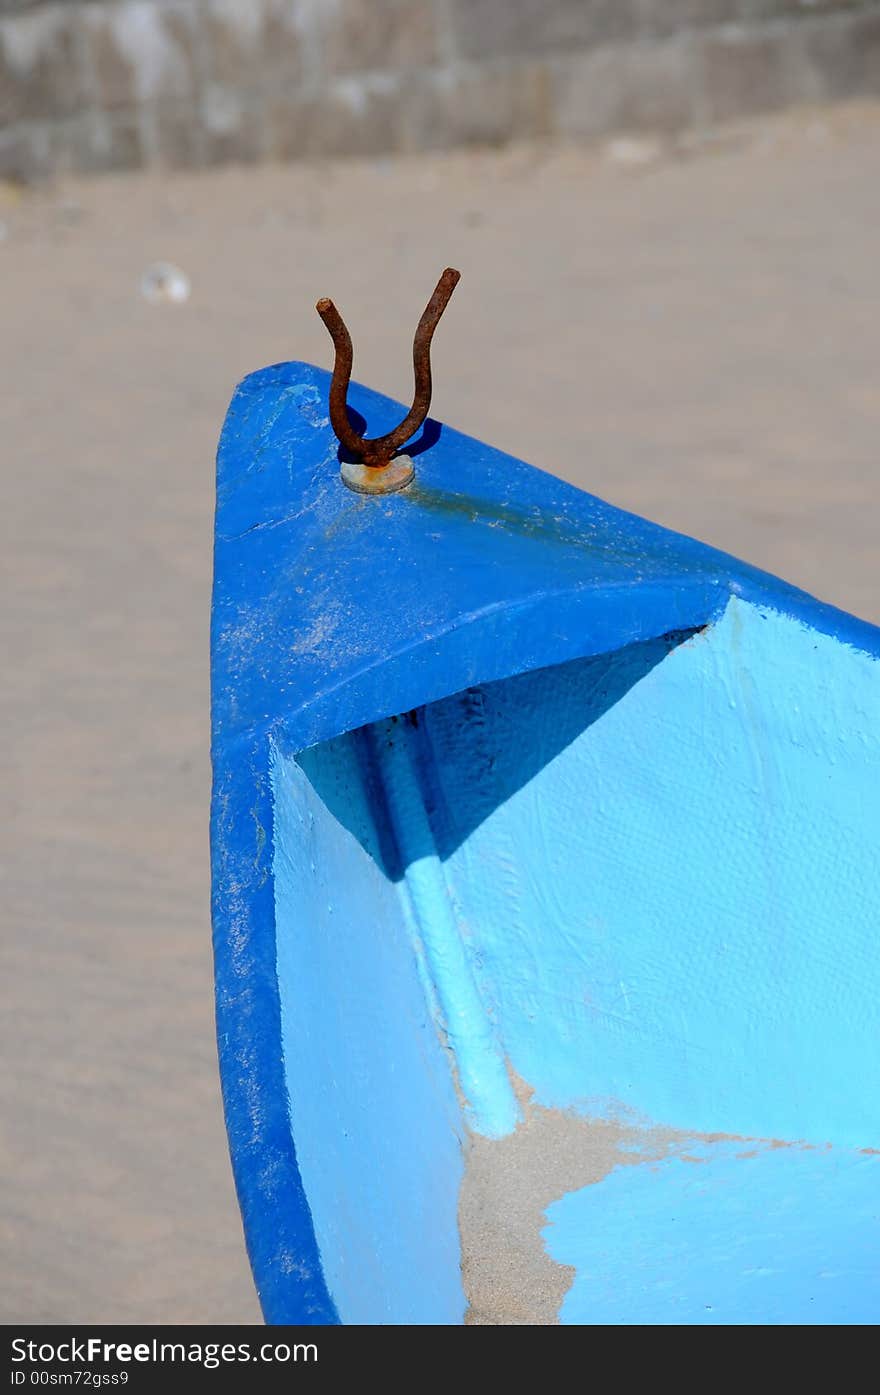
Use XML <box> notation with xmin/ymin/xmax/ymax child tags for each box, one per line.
<box><xmin>316</xmin><ymin>268</ymin><xmax>460</xmax><ymax>489</ymax></box>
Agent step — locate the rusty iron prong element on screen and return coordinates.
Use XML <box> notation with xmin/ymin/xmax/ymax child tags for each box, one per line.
<box><xmin>316</xmin><ymin>267</ymin><xmax>460</xmax><ymax>473</ymax></box>
<box><xmin>314</xmin><ymin>295</ymin><xmax>363</xmax><ymax>460</ymax></box>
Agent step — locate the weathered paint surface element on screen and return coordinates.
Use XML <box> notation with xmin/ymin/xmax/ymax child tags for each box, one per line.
<box><xmin>271</xmin><ymin>602</ymin><xmax>880</xmax><ymax>1323</ymax></box>
<box><xmin>425</xmin><ymin>597</ymin><xmax>880</xmax><ymax>1147</ymax></box>
<box><xmin>459</xmin><ymin>1074</ymin><xmax>686</xmax><ymax>1324</ymax></box>
<box><xmin>211</xmin><ymin>361</ymin><xmax>880</xmax><ymax>1323</ymax></box>
<box><xmin>545</xmin><ymin>1140</ymin><xmax>880</xmax><ymax>1324</ymax></box>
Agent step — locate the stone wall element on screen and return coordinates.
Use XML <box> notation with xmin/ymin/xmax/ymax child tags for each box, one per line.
<box><xmin>2</xmin><ymin>0</ymin><xmax>880</xmax><ymax>179</ymax></box>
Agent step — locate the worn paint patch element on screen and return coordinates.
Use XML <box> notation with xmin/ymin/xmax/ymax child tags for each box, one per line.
<box><xmin>544</xmin><ymin>1138</ymin><xmax>880</xmax><ymax>1324</ymax></box>
<box><xmin>459</xmin><ymin>1077</ymin><xmax>687</xmax><ymax>1324</ymax></box>
<box><xmin>460</xmin><ymin>1080</ymin><xmax>880</xmax><ymax>1325</ymax></box>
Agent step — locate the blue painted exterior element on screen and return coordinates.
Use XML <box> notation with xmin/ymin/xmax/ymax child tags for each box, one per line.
<box><xmin>211</xmin><ymin>361</ymin><xmax>880</xmax><ymax>1324</ymax></box>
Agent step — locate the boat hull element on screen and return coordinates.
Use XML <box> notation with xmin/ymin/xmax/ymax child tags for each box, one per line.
<box><xmin>211</xmin><ymin>362</ymin><xmax>880</xmax><ymax>1324</ymax></box>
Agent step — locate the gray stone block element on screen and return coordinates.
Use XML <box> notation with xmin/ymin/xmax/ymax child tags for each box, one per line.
<box><xmin>201</xmin><ymin>82</ymin><xmax>266</xmax><ymax>164</ymax></box>
<box><xmin>81</xmin><ymin>6</ymin><xmax>137</xmax><ymax>110</ymax></box>
<box><xmin>634</xmin><ymin>1</ymin><xmax>754</xmax><ymax>39</ymax></box>
<box><xmin>638</xmin><ymin>0</ymin><xmax>868</xmax><ymax>34</ymax></box>
<box><xmin>82</xmin><ymin>1</ymin><xmax>200</xmax><ymax>112</ymax></box>
<box><xmin>796</xmin><ymin>11</ymin><xmax>880</xmax><ymax>100</ymax></box>
<box><xmin>696</xmin><ymin>28</ymin><xmax>796</xmax><ymax>124</ymax></box>
<box><xmin>0</xmin><ymin>120</ymin><xmax>50</xmax><ymax>181</ymax></box>
<box><xmin>0</xmin><ymin>6</ymin><xmax>83</xmax><ymax>124</ymax></box>
<box><xmin>155</xmin><ymin>96</ymin><xmax>205</xmax><ymax>167</ymax></box>
<box><xmin>264</xmin><ymin>86</ymin><xmax>306</xmax><ymax>162</ymax></box>
<box><xmin>268</xmin><ymin>77</ymin><xmax>402</xmax><ymax>161</ymax></box>
<box><xmin>204</xmin><ymin>0</ymin><xmax>275</xmax><ymax>88</ymax></box>
<box><xmin>447</xmin><ymin>0</ymin><xmax>642</xmax><ymax>63</ymax></box>
<box><xmin>554</xmin><ymin>38</ymin><xmax>699</xmax><ymax>138</ymax></box>
<box><xmin>95</xmin><ymin>110</ymin><xmax>147</xmax><ymax>172</ymax></box>
<box><xmin>402</xmin><ymin>60</ymin><xmax>552</xmax><ymax>150</ymax></box>
<box><xmin>734</xmin><ymin>1</ymin><xmax>867</xmax><ymax>20</ymax></box>
<box><xmin>67</xmin><ymin>108</ymin><xmax>147</xmax><ymax>174</ymax></box>
<box><xmin>318</xmin><ymin>0</ymin><xmax>439</xmax><ymax>77</ymax></box>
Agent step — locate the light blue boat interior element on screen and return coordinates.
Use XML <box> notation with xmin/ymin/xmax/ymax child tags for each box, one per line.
<box><xmin>270</xmin><ymin>595</ymin><xmax>880</xmax><ymax>1325</ymax></box>
<box><xmin>546</xmin><ymin>1139</ymin><xmax>880</xmax><ymax>1325</ymax></box>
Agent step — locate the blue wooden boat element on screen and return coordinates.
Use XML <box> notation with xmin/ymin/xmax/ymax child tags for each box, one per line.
<box><xmin>211</xmin><ymin>359</ymin><xmax>880</xmax><ymax>1326</ymax></box>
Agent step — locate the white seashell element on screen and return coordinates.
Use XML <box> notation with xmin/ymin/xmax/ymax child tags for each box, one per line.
<box><xmin>140</xmin><ymin>261</ymin><xmax>191</xmax><ymax>304</ymax></box>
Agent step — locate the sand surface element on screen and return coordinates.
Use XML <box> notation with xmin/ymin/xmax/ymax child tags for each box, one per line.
<box><xmin>2</xmin><ymin>101</ymin><xmax>879</xmax><ymax>1323</ymax></box>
